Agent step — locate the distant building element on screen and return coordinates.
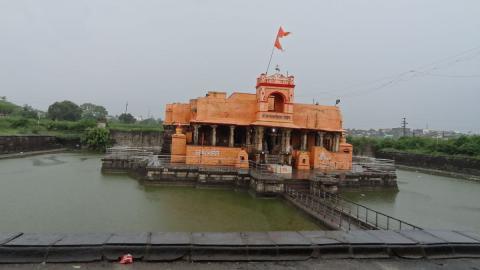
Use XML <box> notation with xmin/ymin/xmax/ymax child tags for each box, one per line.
<box><xmin>346</xmin><ymin>128</ymin><xmax>465</xmax><ymax>139</ymax></box>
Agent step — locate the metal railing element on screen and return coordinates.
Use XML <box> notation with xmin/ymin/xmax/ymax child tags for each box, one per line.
<box><xmin>248</xmin><ymin>160</ymin><xmax>272</xmax><ymax>175</ymax></box>
<box><xmin>286</xmin><ymin>187</ymin><xmax>422</xmax><ymax>231</ymax></box>
<box><xmin>286</xmin><ymin>187</ymin><xmax>350</xmax><ymax>230</ymax></box>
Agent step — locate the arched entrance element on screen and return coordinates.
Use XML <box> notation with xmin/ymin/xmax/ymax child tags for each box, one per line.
<box><xmin>267</xmin><ymin>92</ymin><xmax>285</xmax><ymax>113</ymax></box>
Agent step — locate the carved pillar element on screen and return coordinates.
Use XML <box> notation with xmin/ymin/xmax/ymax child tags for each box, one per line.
<box><xmin>229</xmin><ymin>125</ymin><xmax>235</xmax><ymax>147</ymax></box>
<box><xmin>211</xmin><ymin>125</ymin><xmax>217</xmax><ymax>146</ymax></box>
<box><xmin>334</xmin><ymin>133</ymin><xmax>340</xmax><ymax>152</ymax></box>
<box><xmin>246</xmin><ymin>127</ymin><xmax>251</xmax><ymax>149</ymax></box>
<box><xmin>285</xmin><ymin>129</ymin><xmax>291</xmax><ymax>152</ymax></box>
<box><xmin>193</xmin><ymin>124</ymin><xmax>200</xmax><ymax>145</ymax></box>
<box><xmin>301</xmin><ymin>131</ymin><xmax>307</xmax><ymax>151</ymax></box>
<box><xmin>317</xmin><ymin>131</ymin><xmax>324</xmax><ymax>147</ymax></box>
<box><xmin>255</xmin><ymin>126</ymin><xmax>264</xmax><ymax>151</ymax></box>
<box><xmin>280</xmin><ymin>129</ymin><xmax>286</xmax><ymax>153</ymax></box>
<box><xmin>285</xmin><ymin>129</ymin><xmax>292</xmax><ymax>165</ymax></box>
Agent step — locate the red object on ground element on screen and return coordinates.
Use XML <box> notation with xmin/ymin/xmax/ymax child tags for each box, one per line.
<box><xmin>119</xmin><ymin>254</ymin><xmax>133</xmax><ymax>264</ymax></box>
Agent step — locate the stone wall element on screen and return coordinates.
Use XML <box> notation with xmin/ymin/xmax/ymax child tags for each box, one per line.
<box><xmin>0</xmin><ymin>136</ymin><xmax>62</xmax><ymax>154</ymax></box>
<box><xmin>376</xmin><ymin>150</ymin><xmax>480</xmax><ymax>176</ymax></box>
<box><xmin>109</xmin><ymin>130</ymin><xmax>164</xmax><ymax>149</ymax></box>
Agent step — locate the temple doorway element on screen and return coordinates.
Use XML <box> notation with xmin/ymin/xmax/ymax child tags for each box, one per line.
<box><xmin>265</xmin><ymin>127</ymin><xmax>282</xmax><ymax>155</ymax></box>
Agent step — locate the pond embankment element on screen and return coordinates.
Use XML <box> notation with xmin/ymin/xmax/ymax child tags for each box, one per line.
<box><xmin>376</xmin><ymin>150</ymin><xmax>480</xmax><ymax>181</ymax></box>
<box><xmin>0</xmin><ymin>130</ymin><xmax>164</xmax><ymax>158</ymax></box>
<box><xmin>0</xmin><ymin>135</ymin><xmax>71</xmax><ymax>157</ymax></box>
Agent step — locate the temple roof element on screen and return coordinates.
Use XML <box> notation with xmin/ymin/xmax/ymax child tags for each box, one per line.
<box><xmin>165</xmin><ymin>74</ymin><xmax>344</xmax><ymax>132</ymax></box>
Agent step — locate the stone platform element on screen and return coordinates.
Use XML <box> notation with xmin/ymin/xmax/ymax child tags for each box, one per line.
<box><xmin>0</xmin><ymin>230</ymin><xmax>480</xmax><ymax>263</ymax></box>
<box><xmin>101</xmin><ymin>151</ymin><xmax>398</xmax><ymax>195</ymax></box>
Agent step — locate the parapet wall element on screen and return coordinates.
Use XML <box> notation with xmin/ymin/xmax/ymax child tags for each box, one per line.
<box><xmin>376</xmin><ymin>150</ymin><xmax>480</xmax><ymax>177</ymax></box>
<box><xmin>0</xmin><ymin>230</ymin><xmax>479</xmax><ymax>263</ymax></box>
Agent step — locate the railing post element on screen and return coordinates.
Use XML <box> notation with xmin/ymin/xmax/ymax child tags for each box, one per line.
<box><xmin>348</xmin><ymin>208</ymin><xmax>352</xmax><ymax>231</ymax></box>
<box><xmin>339</xmin><ymin>212</ymin><xmax>342</xmax><ymax>229</ymax></box>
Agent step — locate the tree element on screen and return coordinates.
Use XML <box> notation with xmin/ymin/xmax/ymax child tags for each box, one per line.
<box><xmin>118</xmin><ymin>113</ymin><xmax>136</xmax><ymax>124</ymax></box>
<box><xmin>0</xmin><ymin>99</ymin><xmax>20</xmax><ymax>115</ymax></box>
<box><xmin>80</xmin><ymin>103</ymin><xmax>108</xmax><ymax>120</ymax></box>
<box><xmin>47</xmin><ymin>100</ymin><xmax>82</xmax><ymax>121</ymax></box>
<box><xmin>18</xmin><ymin>105</ymin><xmax>38</xmax><ymax>119</ymax></box>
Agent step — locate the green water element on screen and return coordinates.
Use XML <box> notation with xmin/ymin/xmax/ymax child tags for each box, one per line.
<box><xmin>342</xmin><ymin>169</ymin><xmax>480</xmax><ymax>231</ymax></box>
<box><xmin>0</xmin><ymin>153</ymin><xmax>321</xmax><ymax>232</ymax></box>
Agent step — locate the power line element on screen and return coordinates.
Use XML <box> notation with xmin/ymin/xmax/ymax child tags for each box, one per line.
<box><xmin>304</xmin><ymin>45</ymin><xmax>480</xmax><ymax>100</ymax></box>
<box><xmin>339</xmin><ymin>46</ymin><xmax>480</xmax><ymax>99</ymax></box>
<box><xmin>422</xmin><ymin>72</ymin><xmax>480</xmax><ymax>78</ymax></box>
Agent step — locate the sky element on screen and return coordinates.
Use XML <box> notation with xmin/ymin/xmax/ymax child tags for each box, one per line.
<box><xmin>0</xmin><ymin>0</ymin><xmax>479</xmax><ymax>133</ymax></box>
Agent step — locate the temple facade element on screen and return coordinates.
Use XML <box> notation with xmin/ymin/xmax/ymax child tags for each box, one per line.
<box><xmin>164</xmin><ymin>72</ymin><xmax>352</xmax><ymax>172</ymax></box>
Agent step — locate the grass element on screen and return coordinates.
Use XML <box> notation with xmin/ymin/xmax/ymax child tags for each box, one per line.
<box><xmin>108</xmin><ymin>122</ymin><xmax>163</xmax><ymax>132</ymax></box>
<box><xmin>0</xmin><ymin>116</ymin><xmax>163</xmax><ymax>137</ymax></box>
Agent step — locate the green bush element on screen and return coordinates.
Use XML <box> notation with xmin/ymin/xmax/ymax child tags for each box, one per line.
<box><xmin>82</xmin><ymin>127</ymin><xmax>112</xmax><ymax>152</ymax></box>
<box><xmin>9</xmin><ymin>118</ymin><xmax>32</xmax><ymax>128</ymax></box>
<box><xmin>348</xmin><ymin>135</ymin><xmax>480</xmax><ymax>158</ymax></box>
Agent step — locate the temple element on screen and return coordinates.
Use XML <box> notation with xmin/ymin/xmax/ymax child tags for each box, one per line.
<box><xmin>164</xmin><ymin>72</ymin><xmax>353</xmax><ymax>172</ymax></box>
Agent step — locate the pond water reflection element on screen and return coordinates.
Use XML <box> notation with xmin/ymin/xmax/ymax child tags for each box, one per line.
<box><xmin>342</xmin><ymin>169</ymin><xmax>480</xmax><ymax>231</ymax></box>
<box><xmin>0</xmin><ymin>153</ymin><xmax>321</xmax><ymax>232</ymax></box>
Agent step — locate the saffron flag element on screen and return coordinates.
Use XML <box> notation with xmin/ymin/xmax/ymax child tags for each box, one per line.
<box><xmin>274</xmin><ymin>26</ymin><xmax>290</xmax><ymax>51</ymax></box>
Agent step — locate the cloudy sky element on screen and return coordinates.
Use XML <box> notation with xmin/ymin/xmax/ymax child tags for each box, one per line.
<box><xmin>1</xmin><ymin>0</ymin><xmax>479</xmax><ymax>133</ymax></box>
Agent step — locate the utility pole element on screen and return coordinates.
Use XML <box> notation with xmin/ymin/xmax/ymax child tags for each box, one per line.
<box><xmin>401</xmin><ymin>117</ymin><xmax>408</xmax><ymax>137</ymax></box>
<box><xmin>124</xmin><ymin>102</ymin><xmax>128</xmax><ymax>114</ymax></box>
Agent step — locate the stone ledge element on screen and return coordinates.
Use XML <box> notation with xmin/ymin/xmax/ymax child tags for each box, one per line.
<box><xmin>0</xmin><ymin>230</ymin><xmax>479</xmax><ymax>263</ymax></box>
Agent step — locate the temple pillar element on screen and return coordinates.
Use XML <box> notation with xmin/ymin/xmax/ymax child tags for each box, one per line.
<box><xmin>193</xmin><ymin>124</ymin><xmax>200</xmax><ymax>145</ymax></box>
<box><xmin>327</xmin><ymin>133</ymin><xmax>333</xmax><ymax>151</ymax></box>
<box><xmin>285</xmin><ymin>129</ymin><xmax>291</xmax><ymax>153</ymax></box>
<box><xmin>229</xmin><ymin>125</ymin><xmax>235</xmax><ymax>147</ymax></box>
<box><xmin>317</xmin><ymin>131</ymin><xmax>324</xmax><ymax>147</ymax></box>
<box><xmin>255</xmin><ymin>126</ymin><xmax>264</xmax><ymax>151</ymax></box>
<box><xmin>280</xmin><ymin>129</ymin><xmax>286</xmax><ymax>153</ymax></box>
<box><xmin>334</xmin><ymin>133</ymin><xmax>340</xmax><ymax>152</ymax></box>
<box><xmin>211</xmin><ymin>125</ymin><xmax>217</xmax><ymax>146</ymax></box>
<box><xmin>246</xmin><ymin>127</ymin><xmax>251</xmax><ymax>149</ymax></box>
<box><xmin>301</xmin><ymin>131</ymin><xmax>307</xmax><ymax>151</ymax></box>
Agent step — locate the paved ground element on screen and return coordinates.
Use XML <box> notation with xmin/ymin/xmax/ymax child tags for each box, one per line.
<box><xmin>2</xmin><ymin>259</ymin><xmax>480</xmax><ymax>270</ymax></box>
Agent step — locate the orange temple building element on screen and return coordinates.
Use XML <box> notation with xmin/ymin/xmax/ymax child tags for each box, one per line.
<box><xmin>164</xmin><ymin>72</ymin><xmax>353</xmax><ymax>172</ymax></box>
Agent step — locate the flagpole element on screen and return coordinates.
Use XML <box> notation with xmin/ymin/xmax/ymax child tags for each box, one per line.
<box><xmin>265</xmin><ymin>44</ymin><xmax>275</xmax><ymax>74</ymax></box>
